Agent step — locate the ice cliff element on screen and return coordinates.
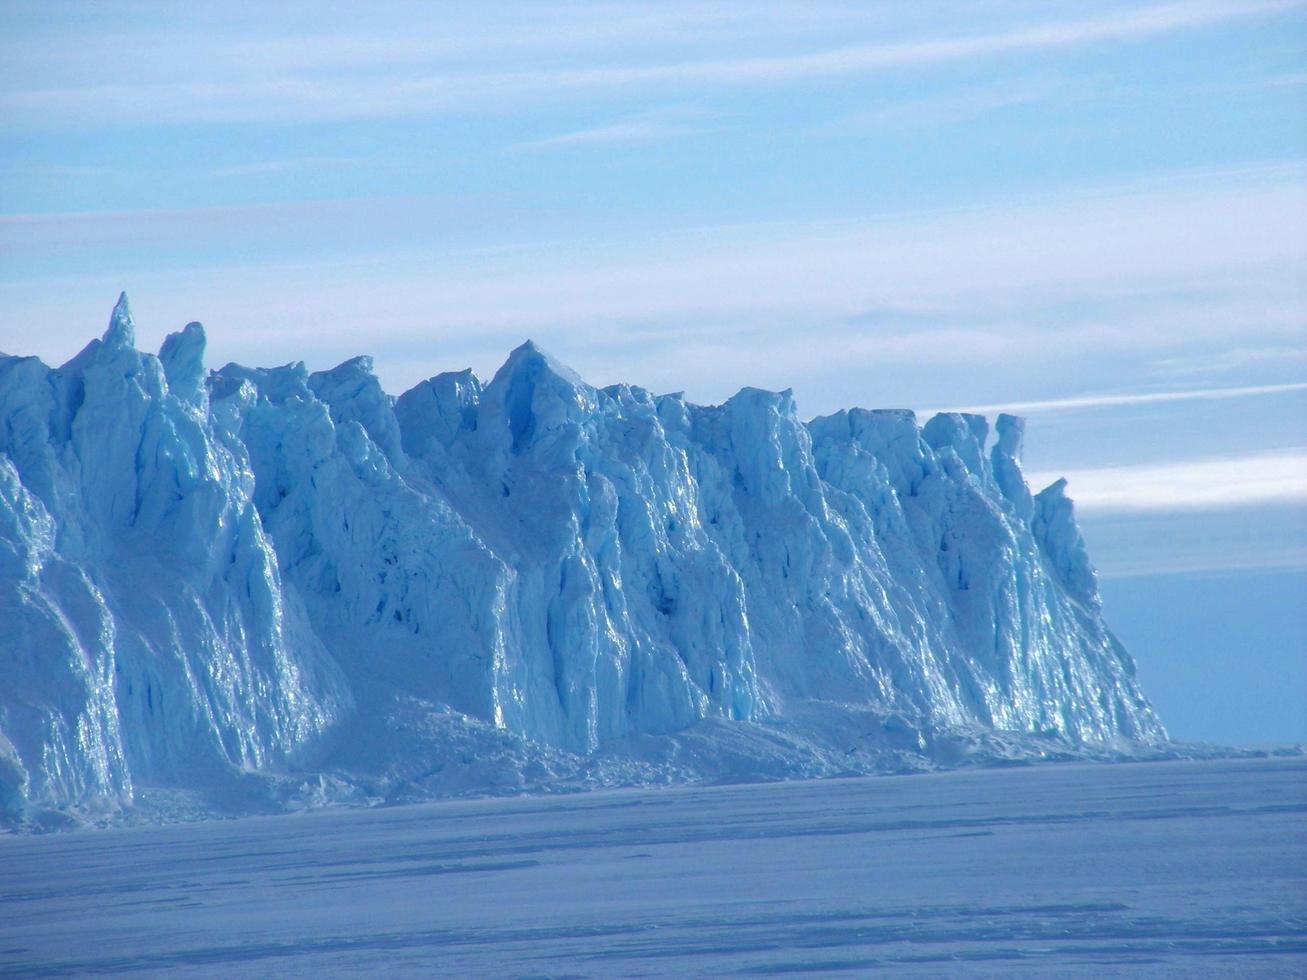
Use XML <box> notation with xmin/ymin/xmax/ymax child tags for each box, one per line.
<box><xmin>0</xmin><ymin>297</ymin><xmax>1165</xmax><ymax>827</ymax></box>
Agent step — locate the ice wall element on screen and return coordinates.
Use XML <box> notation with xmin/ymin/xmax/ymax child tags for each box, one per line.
<box><xmin>0</xmin><ymin>298</ymin><xmax>1165</xmax><ymax>824</ymax></box>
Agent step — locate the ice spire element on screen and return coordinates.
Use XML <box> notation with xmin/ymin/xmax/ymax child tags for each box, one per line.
<box><xmin>1033</xmin><ymin>478</ymin><xmax>1100</xmax><ymax>609</ymax></box>
<box><xmin>159</xmin><ymin>322</ymin><xmax>207</xmax><ymax>407</ymax></box>
<box><xmin>103</xmin><ymin>292</ymin><xmax>136</xmax><ymax>350</ymax></box>
<box><xmin>991</xmin><ymin>413</ymin><xmax>1033</xmax><ymax>520</ymax></box>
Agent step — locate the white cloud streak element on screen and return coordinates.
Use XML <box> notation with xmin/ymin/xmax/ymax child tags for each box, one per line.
<box><xmin>205</xmin><ymin>156</ymin><xmax>377</xmax><ymax>178</ymax></box>
<box><xmin>844</xmin><ymin>79</ymin><xmax>1063</xmax><ymax>130</ymax></box>
<box><xmin>929</xmin><ymin>382</ymin><xmax>1307</xmax><ymax>418</ymax></box>
<box><xmin>1029</xmin><ymin>451</ymin><xmax>1307</xmax><ymax>513</ymax></box>
<box><xmin>2</xmin><ymin>1</ymin><xmax>1295</xmax><ymax>125</ymax></box>
<box><xmin>1150</xmin><ymin>346</ymin><xmax>1307</xmax><ymax>377</ymax></box>
<box><xmin>564</xmin><ymin>0</ymin><xmax>1291</xmax><ymax>87</ymax></box>
<box><xmin>1096</xmin><ymin>548</ymin><xmax>1307</xmax><ymax>578</ymax></box>
<box><xmin>518</xmin><ymin>112</ymin><xmax>708</xmax><ymax>149</ymax></box>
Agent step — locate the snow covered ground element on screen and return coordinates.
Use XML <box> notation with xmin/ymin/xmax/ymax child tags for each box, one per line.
<box><xmin>1</xmin><ymin>757</ymin><xmax>1303</xmax><ymax>977</ymax></box>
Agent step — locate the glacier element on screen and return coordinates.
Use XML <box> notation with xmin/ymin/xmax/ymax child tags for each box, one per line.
<box><xmin>0</xmin><ymin>296</ymin><xmax>1165</xmax><ymax>828</ymax></box>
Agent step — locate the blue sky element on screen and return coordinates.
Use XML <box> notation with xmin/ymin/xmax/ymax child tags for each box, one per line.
<box><xmin>1</xmin><ymin>1</ymin><xmax>1304</xmax><ymax>742</ymax></box>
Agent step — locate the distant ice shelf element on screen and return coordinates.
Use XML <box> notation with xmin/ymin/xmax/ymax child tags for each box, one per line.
<box><xmin>0</xmin><ymin>295</ymin><xmax>1166</xmax><ymax>829</ymax></box>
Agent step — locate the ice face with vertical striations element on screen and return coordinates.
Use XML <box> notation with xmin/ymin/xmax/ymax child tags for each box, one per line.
<box><xmin>0</xmin><ymin>298</ymin><xmax>1165</xmax><ymax>826</ymax></box>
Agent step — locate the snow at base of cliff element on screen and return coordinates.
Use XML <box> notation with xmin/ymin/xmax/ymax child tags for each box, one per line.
<box><xmin>0</xmin><ymin>297</ymin><xmax>1166</xmax><ymax>828</ymax></box>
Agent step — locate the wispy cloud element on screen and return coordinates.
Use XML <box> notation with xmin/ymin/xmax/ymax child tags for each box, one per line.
<box><xmin>514</xmin><ymin>0</ymin><xmax>1298</xmax><ymax>89</ymax></box>
<box><xmin>1150</xmin><ymin>346</ymin><xmax>1307</xmax><ymax>378</ymax></box>
<box><xmin>2</xmin><ymin>1</ymin><xmax>1294</xmax><ymax>126</ymax></box>
<box><xmin>1</xmin><ymin>4</ymin><xmax>895</xmax><ymax>79</ymax></box>
<box><xmin>205</xmin><ymin>156</ymin><xmax>379</xmax><ymax>178</ymax></box>
<box><xmin>1093</xmin><ymin>542</ymin><xmax>1307</xmax><ymax>578</ymax></box>
<box><xmin>1</xmin><ymin>163</ymin><xmax>117</xmax><ymax>178</ymax></box>
<box><xmin>929</xmin><ymin>382</ymin><xmax>1307</xmax><ymax>418</ymax></box>
<box><xmin>844</xmin><ymin>79</ymin><xmax>1063</xmax><ymax>130</ymax></box>
<box><xmin>1029</xmin><ymin>450</ymin><xmax>1307</xmax><ymax>513</ymax></box>
<box><xmin>1186</xmin><ymin>68</ymin><xmax>1307</xmax><ymax>96</ymax></box>
<box><xmin>1</xmin><ymin>162</ymin><xmax>1302</xmax><ymax>406</ymax></box>
<box><xmin>518</xmin><ymin>110</ymin><xmax>710</xmax><ymax>150</ymax></box>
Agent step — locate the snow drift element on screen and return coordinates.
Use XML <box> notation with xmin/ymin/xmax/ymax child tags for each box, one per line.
<box><xmin>0</xmin><ymin>296</ymin><xmax>1164</xmax><ymax>827</ymax></box>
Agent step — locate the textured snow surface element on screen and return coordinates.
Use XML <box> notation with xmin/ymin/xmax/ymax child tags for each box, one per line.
<box><xmin>0</xmin><ymin>297</ymin><xmax>1166</xmax><ymax>827</ymax></box>
<box><xmin>1</xmin><ymin>758</ymin><xmax>1303</xmax><ymax>976</ymax></box>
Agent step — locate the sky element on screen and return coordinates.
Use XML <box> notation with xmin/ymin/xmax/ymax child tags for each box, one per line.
<box><xmin>1</xmin><ymin>1</ymin><xmax>1304</xmax><ymax>743</ymax></box>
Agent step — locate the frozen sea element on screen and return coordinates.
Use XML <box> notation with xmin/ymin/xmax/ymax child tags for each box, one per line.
<box><xmin>1</xmin><ymin>757</ymin><xmax>1303</xmax><ymax>977</ymax></box>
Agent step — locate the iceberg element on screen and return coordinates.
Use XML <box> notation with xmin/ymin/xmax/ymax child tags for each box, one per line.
<box><xmin>0</xmin><ymin>297</ymin><xmax>1165</xmax><ymax>827</ymax></box>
